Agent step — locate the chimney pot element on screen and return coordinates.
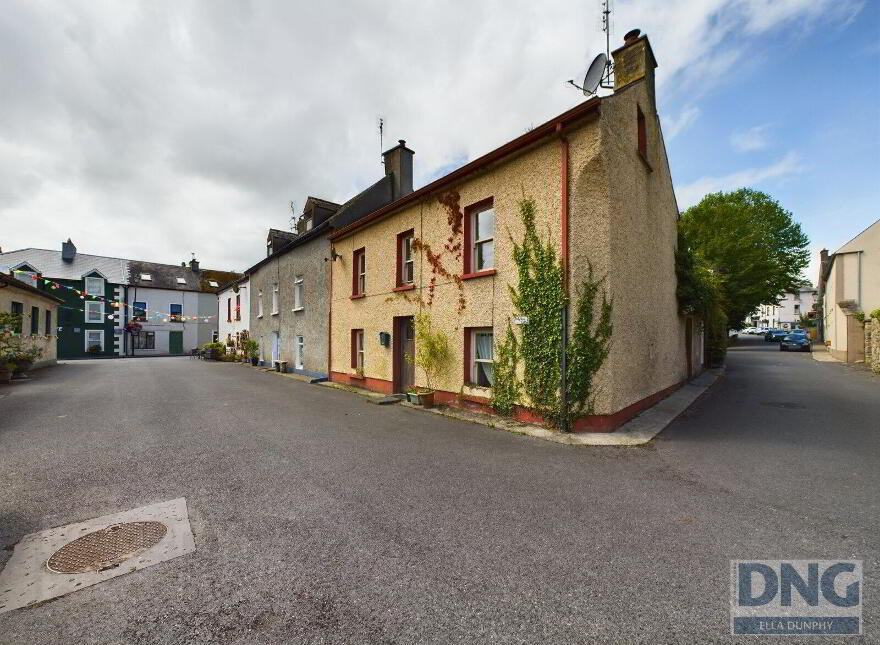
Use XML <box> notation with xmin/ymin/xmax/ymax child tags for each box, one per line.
<box><xmin>624</xmin><ymin>28</ymin><xmax>641</xmax><ymax>43</ymax></box>
<box><xmin>189</xmin><ymin>258</ymin><xmax>200</xmax><ymax>272</ymax></box>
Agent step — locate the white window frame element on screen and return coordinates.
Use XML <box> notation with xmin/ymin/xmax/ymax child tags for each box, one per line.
<box><xmin>208</xmin><ymin>280</ymin><xmax>219</xmax><ymax>288</ymax></box>
<box><xmin>257</xmin><ymin>291</ymin><xmax>263</xmax><ymax>318</ymax></box>
<box><xmin>295</xmin><ymin>335</ymin><xmax>304</xmax><ymax>369</ymax></box>
<box><xmin>293</xmin><ymin>276</ymin><xmax>304</xmax><ymax>311</ymax></box>
<box><xmin>471</xmin><ymin>327</ymin><xmax>494</xmax><ymax>387</ymax></box>
<box><xmin>85</xmin><ymin>300</ymin><xmax>104</xmax><ymax>323</ymax></box>
<box><xmin>355</xmin><ymin>330</ymin><xmax>364</xmax><ymax>370</ymax></box>
<box><xmin>356</xmin><ymin>251</ymin><xmax>366</xmax><ymax>295</ymax></box>
<box><xmin>84</xmin><ymin>276</ymin><xmax>104</xmax><ymax>295</ymax></box>
<box><xmin>176</xmin><ymin>277</ymin><xmax>187</xmax><ymax>285</ymax></box>
<box><xmin>401</xmin><ymin>234</ymin><xmax>414</xmax><ymax>284</ymax></box>
<box><xmin>271</xmin><ymin>283</ymin><xmax>279</xmax><ymax>315</ymax></box>
<box><xmin>471</xmin><ymin>206</ymin><xmax>495</xmax><ymax>271</ymax></box>
<box><xmin>139</xmin><ymin>273</ymin><xmax>152</xmax><ymax>281</ymax></box>
<box><xmin>85</xmin><ymin>329</ymin><xmax>104</xmax><ymax>352</ymax></box>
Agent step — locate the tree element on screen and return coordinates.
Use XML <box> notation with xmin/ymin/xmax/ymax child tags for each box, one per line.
<box><xmin>679</xmin><ymin>188</ymin><xmax>809</xmax><ymax>327</ymax></box>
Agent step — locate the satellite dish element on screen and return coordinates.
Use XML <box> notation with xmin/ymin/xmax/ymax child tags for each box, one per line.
<box><xmin>583</xmin><ymin>53</ymin><xmax>607</xmax><ymax>95</ymax></box>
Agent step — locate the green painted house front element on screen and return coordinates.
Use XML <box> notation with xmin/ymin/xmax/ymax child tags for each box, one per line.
<box><xmin>0</xmin><ymin>241</ymin><xmax>129</xmax><ymax>359</ymax></box>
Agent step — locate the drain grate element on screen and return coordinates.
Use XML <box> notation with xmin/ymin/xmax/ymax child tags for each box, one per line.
<box><xmin>46</xmin><ymin>521</ymin><xmax>167</xmax><ymax>574</ymax></box>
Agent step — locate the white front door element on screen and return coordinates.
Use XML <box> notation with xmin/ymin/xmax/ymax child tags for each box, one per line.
<box><xmin>271</xmin><ymin>332</ymin><xmax>280</xmax><ymax>362</ymax></box>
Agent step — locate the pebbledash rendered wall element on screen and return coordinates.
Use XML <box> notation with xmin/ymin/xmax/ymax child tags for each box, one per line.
<box><xmin>328</xmin><ymin>48</ymin><xmax>690</xmax><ymax>430</ymax></box>
<box><xmin>248</xmin><ymin>231</ymin><xmax>330</xmax><ymax>378</ymax></box>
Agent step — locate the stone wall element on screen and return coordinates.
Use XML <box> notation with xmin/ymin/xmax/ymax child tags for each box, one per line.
<box><xmin>866</xmin><ymin>319</ymin><xmax>880</xmax><ymax>374</ymax></box>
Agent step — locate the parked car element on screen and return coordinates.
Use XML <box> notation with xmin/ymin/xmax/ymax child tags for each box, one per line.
<box><xmin>742</xmin><ymin>327</ymin><xmax>757</xmax><ymax>334</ymax></box>
<box><xmin>765</xmin><ymin>329</ymin><xmax>788</xmax><ymax>342</ymax></box>
<box><xmin>780</xmin><ymin>333</ymin><xmax>812</xmax><ymax>352</ymax></box>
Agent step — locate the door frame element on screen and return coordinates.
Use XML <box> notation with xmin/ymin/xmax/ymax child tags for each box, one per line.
<box><xmin>168</xmin><ymin>330</ymin><xmax>184</xmax><ymax>355</ymax></box>
<box><xmin>392</xmin><ymin>315</ymin><xmax>414</xmax><ymax>394</ymax></box>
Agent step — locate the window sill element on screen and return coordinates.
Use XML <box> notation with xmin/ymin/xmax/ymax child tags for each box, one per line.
<box><xmin>637</xmin><ymin>149</ymin><xmax>653</xmax><ymax>172</ymax></box>
<box><xmin>459</xmin><ymin>269</ymin><xmax>497</xmax><ymax>281</ymax></box>
<box><xmin>257</xmin><ymin>315</ymin><xmax>263</xmax><ymax>319</ymax></box>
<box><xmin>350</xmin><ymin>373</ymin><xmax>366</xmax><ymax>381</ymax></box>
<box><xmin>393</xmin><ymin>284</ymin><xmax>415</xmax><ymax>292</ymax></box>
<box><xmin>350</xmin><ymin>294</ymin><xmax>366</xmax><ymax>300</ymax></box>
<box><xmin>292</xmin><ymin>307</ymin><xmax>304</xmax><ymax>312</ymax></box>
<box><xmin>270</xmin><ymin>312</ymin><xmax>279</xmax><ymax>316</ymax></box>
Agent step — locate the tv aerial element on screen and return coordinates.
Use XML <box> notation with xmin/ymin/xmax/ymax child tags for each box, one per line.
<box><xmin>567</xmin><ymin>0</ymin><xmax>614</xmax><ymax>95</ymax></box>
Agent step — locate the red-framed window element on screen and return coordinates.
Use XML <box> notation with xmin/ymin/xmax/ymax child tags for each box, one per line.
<box><xmin>463</xmin><ymin>197</ymin><xmax>494</xmax><ymax>275</ymax></box>
<box><xmin>235</xmin><ymin>294</ymin><xmax>241</xmax><ymax>321</ymax></box>
<box><xmin>464</xmin><ymin>327</ymin><xmax>494</xmax><ymax>387</ymax></box>
<box><xmin>351</xmin><ymin>329</ymin><xmax>364</xmax><ymax>369</ymax></box>
<box><xmin>637</xmin><ymin>105</ymin><xmax>646</xmax><ymax>158</ymax></box>
<box><xmin>396</xmin><ymin>229</ymin><xmax>415</xmax><ymax>286</ymax></box>
<box><xmin>352</xmin><ymin>248</ymin><xmax>366</xmax><ymax>296</ymax></box>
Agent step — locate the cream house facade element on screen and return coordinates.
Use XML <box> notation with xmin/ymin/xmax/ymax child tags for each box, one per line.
<box><xmin>327</xmin><ymin>33</ymin><xmax>699</xmax><ymax>431</ymax></box>
<box><xmin>0</xmin><ymin>272</ymin><xmax>63</xmax><ymax>368</ymax></box>
<box><xmin>820</xmin><ymin>219</ymin><xmax>880</xmax><ymax>362</ymax></box>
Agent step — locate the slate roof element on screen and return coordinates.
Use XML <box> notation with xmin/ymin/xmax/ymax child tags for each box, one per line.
<box><xmin>328</xmin><ymin>175</ymin><xmax>393</xmax><ymax>230</ymax></box>
<box><xmin>0</xmin><ymin>272</ymin><xmax>65</xmax><ymax>304</ymax></box>
<box><xmin>0</xmin><ymin>248</ymin><xmax>130</xmax><ymax>284</ymax></box>
<box><xmin>128</xmin><ymin>261</ymin><xmax>241</xmax><ymax>293</ymax></box>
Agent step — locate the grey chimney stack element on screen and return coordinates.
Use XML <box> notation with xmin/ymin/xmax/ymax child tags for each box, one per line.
<box><xmin>61</xmin><ymin>238</ymin><xmax>76</xmax><ymax>263</ymax></box>
<box><xmin>382</xmin><ymin>139</ymin><xmax>414</xmax><ymax>201</ymax></box>
<box><xmin>189</xmin><ymin>257</ymin><xmax>200</xmax><ymax>272</ymax></box>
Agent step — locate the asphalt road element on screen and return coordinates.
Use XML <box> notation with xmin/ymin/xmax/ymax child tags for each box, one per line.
<box><xmin>0</xmin><ymin>338</ymin><xmax>877</xmax><ymax>644</ymax></box>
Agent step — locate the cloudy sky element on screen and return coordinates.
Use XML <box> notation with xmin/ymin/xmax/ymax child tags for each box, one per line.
<box><xmin>1</xmin><ymin>0</ymin><xmax>877</xmax><ymax>284</ymax></box>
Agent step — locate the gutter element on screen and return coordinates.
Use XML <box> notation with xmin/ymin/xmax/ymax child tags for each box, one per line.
<box><xmin>329</xmin><ymin>97</ymin><xmax>601</xmax><ymax>242</ymax></box>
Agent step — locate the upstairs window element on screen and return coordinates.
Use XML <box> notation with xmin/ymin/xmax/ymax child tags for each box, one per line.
<box><xmin>397</xmin><ymin>230</ymin><xmax>414</xmax><ymax>286</ymax></box>
<box><xmin>352</xmin><ymin>248</ymin><xmax>366</xmax><ymax>296</ymax></box>
<box><xmin>257</xmin><ymin>291</ymin><xmax>263</xmax><ymax>317</ymax></box>
<box><xmin>637</xmin><ymin>105</ymin><xmax>647</xmax><ymax>158</ymax></box>
<box><xmin>84</xmin><ymin>276</ymin><xmax>104</xmax><ymax>295</ymax></box>
<box><xmin>235</xmin><ymin>294</ymin><xmax>241</xmax><ymax>321</ymax></box>
<box><xmin>227</xmin><ymin>298</ymin><xmax>232</xmax><ymax>322</ymax></box>
<box><xmin>293</xmin><ymin>276</ymin><xmax>304</xmax><ymax>311</ymax></box>
<box><xmin>133</xmin><ymin>301</ymin><xmax>147</xmax><ymax>322</ymax></box>
<box><xmin>465</xmin><ymin>199</ymin><xmax>494</xmax><ymax>273</ymax></box>
<box><xmin>271</xmin><ymin>284</ymin><xmax>279</xmax><ymax>315</ymax></box>
<box><xmin>85</xmin><ymin>301</ymin><xmax>104</xmax><ymax>323</ymax></box>
<box><xmin>169</xmin><ymin>304</ymin><xmax>182</xmax><ymax>322</ymax></box>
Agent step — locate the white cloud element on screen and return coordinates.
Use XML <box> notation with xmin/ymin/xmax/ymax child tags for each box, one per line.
<box><xmin>664</xmin><ymin>106</ymin><xmax>701</xmax><ymax>140</ymax></box>
<box><xmin>676</xmin><ymin>151</ymin><xmax>803</xmax><ymax>208</ymax></box>
<box><xmin>730</xmin><ymin>123</ymin><xmax>772</xmax><ymax>151</ymax></box>
<box><xmin>0</xmin><ymin>0</ymin><xmax>864</xmax><ymax>271</ymax></box>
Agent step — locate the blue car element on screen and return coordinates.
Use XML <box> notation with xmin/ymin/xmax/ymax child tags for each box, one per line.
<box><xmin>780</xmin><ymin>333</ymin><xmax>812</xmax><ymax>352</ymax></box>
<box><xmin>764</xmin><ymin>329</ymin><xmax>788</xmax><ymax>342</ymax></box>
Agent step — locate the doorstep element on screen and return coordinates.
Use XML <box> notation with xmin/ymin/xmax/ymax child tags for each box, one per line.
<box><xmin>811</xmin><ymin>346</ymin><xmax>842</xmax><ymax>363</ymax></box>
<box><xmin>398</xmin><ymin>368</ymin><xmax>724</xmax><ymax>446</ymax></box>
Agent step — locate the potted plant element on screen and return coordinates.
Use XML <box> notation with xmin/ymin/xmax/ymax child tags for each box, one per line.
<box><xmin>405</xmin><ymin>313</ymin><xmax>452</xmax><ymax>408</ymax></box>
<box><xmin>87</xmin><ymin>344</ymin><xmax>102</xmax><ymax>355</ymax></box>
<box><xmin>11</xmin><ymin>344</ymin><xmax>43</xmax><ymax>379</ymax></box>
<box><xmin>243</xmin><ymin>339</ymin><xmax>260</xmax><ymax>365</ymax></box>
<box><xmin>202</xmin><ymin>341</ymin><xmax>226</xmax><ymax>360</ymax></box>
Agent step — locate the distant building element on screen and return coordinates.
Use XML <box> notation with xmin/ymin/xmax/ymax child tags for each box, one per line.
<box><xmin>1</xmin><ymin>241</ymin><xmax>129</xmax><ymax>359</ymax></box>
<box><xmin>752</xmin><ymin>287</ymin><xmax>817</xmax><ymax>330</ymax></box>
<box><xmin>0</xmin><ymin>271</ymin><xmax>64</xmax><ymax>368</ymax></box>
<box><xmin>819</xmin><ymin>219</ymin><xmax>880</xmax><ymax>362</ymax></box>
<box><xmin>127</xmin><ymin>259</ymin><xmax>239</xmax><ymax>356</ymax></box>
<box><xmin>217</xmin><ymin>276</ymin><xmax>250</xmax><ymax>347</ymax></box>
<box><xmin>0</xmin><ymin>242</ymin><xmax>239</xmax><ymax>358</ymax></box>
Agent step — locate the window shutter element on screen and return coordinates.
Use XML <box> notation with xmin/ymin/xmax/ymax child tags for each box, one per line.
<box><xmin>463</xmin><ymin>328</ymin><xmax>471</xmax><ymax>383</ymax></box>
<box><xmin>350</xmin><ymin>329</ymin><xmax>357</xmax><ymax>368</ymax></box>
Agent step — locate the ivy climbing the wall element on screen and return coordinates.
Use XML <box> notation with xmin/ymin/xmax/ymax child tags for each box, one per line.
<box><xmin>503</xmin><ymin>198</ymin><xmax>613</xmax><ymax>429</ymax></box>
<box><xmin>489</xmin><ymin>321</ymin><xmax>519</xmax><ymax>416</ymax></box>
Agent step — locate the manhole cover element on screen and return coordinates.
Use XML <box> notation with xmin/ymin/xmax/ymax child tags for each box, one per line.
<box><xmin>46</xmin><ymin>521</ymin><xmax>167</xmax><ymax>573</ymax></box>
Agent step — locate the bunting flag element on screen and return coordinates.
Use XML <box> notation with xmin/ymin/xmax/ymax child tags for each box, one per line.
<box><xmin>11</xmin><ymin>269</ymin><xmax>217</xmax><ymax>322</ymax></box>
